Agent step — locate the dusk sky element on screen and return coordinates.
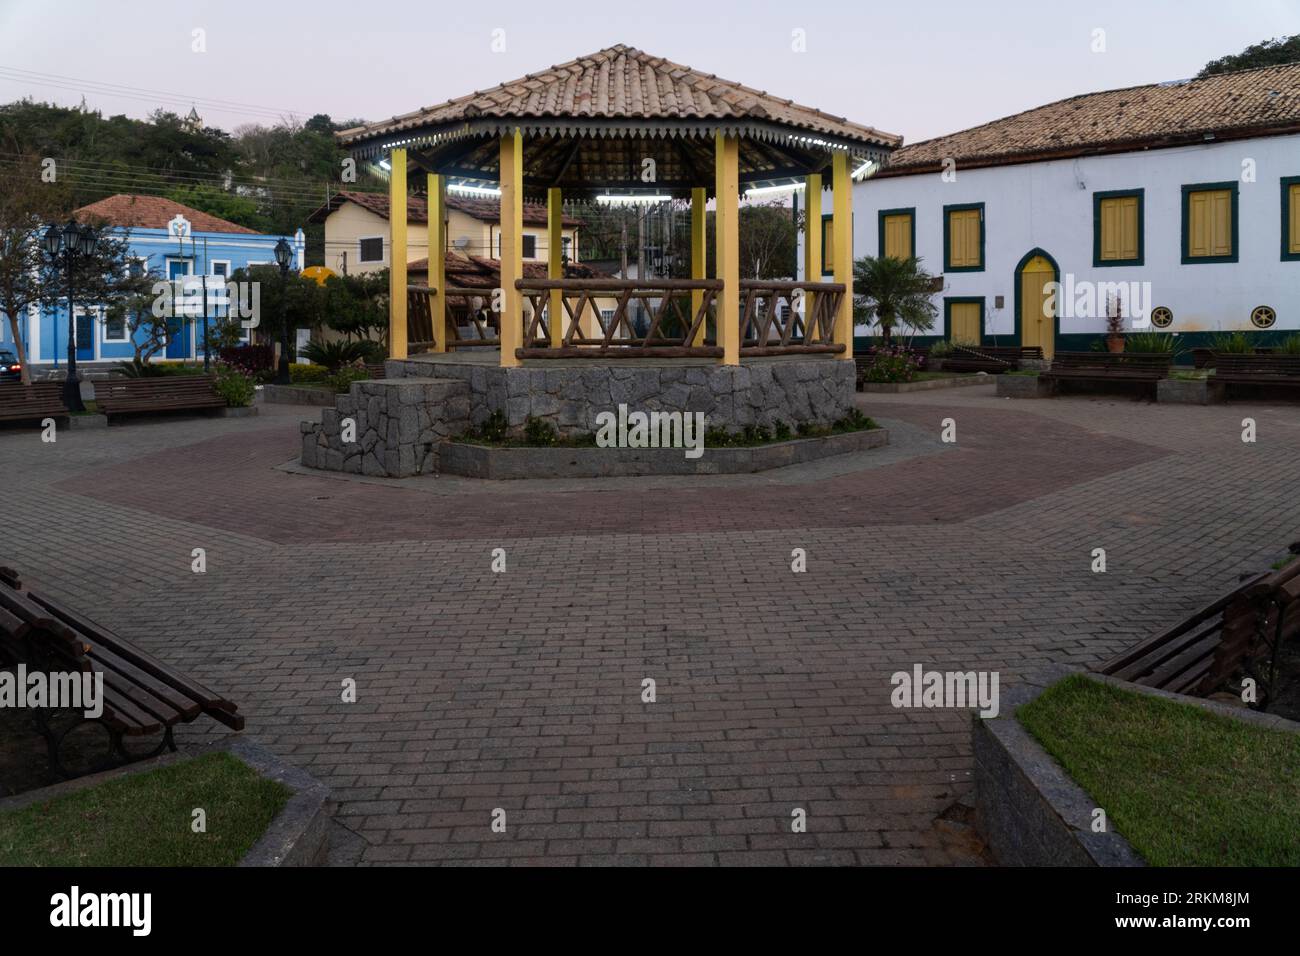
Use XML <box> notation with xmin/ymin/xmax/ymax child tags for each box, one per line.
<box><xmin>1</xmin><ymin>0</ymin><xmax>1297</xmax><ymax>145</ymax></box>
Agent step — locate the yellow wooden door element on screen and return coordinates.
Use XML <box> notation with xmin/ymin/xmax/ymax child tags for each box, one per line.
<box><xmin>949</xmin><ymin>302</ymin><xmax>980</xmax><ymax>345</ymax></box>
<box><xmin>1020</xmin><ymin>256</ymin><xmax>1056</xmax><ymax>358</ymax></box>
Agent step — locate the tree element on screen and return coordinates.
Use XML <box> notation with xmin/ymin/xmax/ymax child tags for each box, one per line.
<box><xmin>320</xmin><ymin>270</ymin><xmax>388</xmax><ymax>343</ymax></box>
<box><xmin>1199</xmin><ymin>35</ymin><xmax>1300</xmax><ymax>76</ymax></box>
<box><xmin>231</xmin><ymin>264</ymin><xmax>323</xmax><ymax>379</ymax></box>
<box><xmin>852</xmin><ymin>255</ymin><xmax>940</xmax><ymax>346</ymax></box>
<box><xmin>38</xmin><ymin>225</ymin><xmax>161</xmax><ymax>386</ymax></box>
<box><xmin>0</xmin><ymin>155</ymin><xmax>68</xmax><ymax>383</ymax></box>
<box><xmin>738</xmin><ymin>202</ymin><xmax>797</xmax><ymax>279</ymax></box>
<box><xmin>165</xmin><ymin>184</ymin><xmax>266</xmax><ymax>231</ymax></box>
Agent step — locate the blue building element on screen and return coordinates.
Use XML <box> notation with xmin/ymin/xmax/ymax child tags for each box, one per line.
<box><xmin>1</xmin><ymin>194</ymin><xmax>303</xmax><ymax>367</ymax></box>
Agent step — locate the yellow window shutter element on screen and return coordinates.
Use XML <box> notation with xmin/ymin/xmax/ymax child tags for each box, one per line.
<box><xmin>1289</xmin><ymin>184</ymin><xmax>1300</xmax><ymax>255</ymax></box>
<box><xmin>1100</xmin><ymin>197</ymin><xmax>1139</xmax><ymax>261</ymax></box>
<box><xmin>1188</xmin><ymin>188</ymin><xmax>1232</xmax><ymax>258</ymax></box>
<box><xmin>948</xmin><ymin>209</ymin><xmax>981</xmax><ymax>268</ymax></box>
<box><xmin>884</xmin><ymin>214</ymin><xmax>912</xmax><ymax>259</ymax></box>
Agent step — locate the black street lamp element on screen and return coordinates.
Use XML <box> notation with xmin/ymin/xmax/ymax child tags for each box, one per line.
<box><xmin>44</xmin><ymin>220</ymin><xmax>98</xmax><ymax>413</ymax></box>
<box><xmin>273</xmin><ymin>237</ymin><xmax>293</xmax><ymax>384</ymax></box>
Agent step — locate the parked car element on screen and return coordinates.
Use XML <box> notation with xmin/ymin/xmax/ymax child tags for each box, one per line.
<box><xmin>0</xmin><ymin>349</ymin><xmax>22</xmax><ymax>383</ymax></box>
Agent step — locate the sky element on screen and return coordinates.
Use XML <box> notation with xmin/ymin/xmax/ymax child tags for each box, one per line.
<box><xmin>1</xmin><ymin>0</ymin><xmax>1298</xmax><ymax>145</ymax></box>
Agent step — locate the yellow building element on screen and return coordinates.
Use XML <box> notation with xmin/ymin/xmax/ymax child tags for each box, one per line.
<box><xmin>309</xmin><ymin>190</ymin><xmax>581</xmax><ymax>276</ymax></box>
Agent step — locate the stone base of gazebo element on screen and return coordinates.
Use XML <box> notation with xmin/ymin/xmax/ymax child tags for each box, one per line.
<box><xmin>298</xmin><ymin>354</ymin><xmax>856</xmax><ymax>479</ymax></box>
<box><xmin>384</xmin><ymin>352</ymin><xmax>855</xmax><ymax>438</ymax></box>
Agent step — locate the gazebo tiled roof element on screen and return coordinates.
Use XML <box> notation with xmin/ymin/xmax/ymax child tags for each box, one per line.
<box><xmin>340</xmin><ymin>44</ymin><xmax>897</xmax><ymax>150</ymax></box>
<box><xmin>337</xmin><ymin>44</ymin><xmax>898</xmax><ymax>197</ymax></box>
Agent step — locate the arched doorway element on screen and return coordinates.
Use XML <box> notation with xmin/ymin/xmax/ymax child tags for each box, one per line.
<box><xmin>1014</xmin><ymin>249</ymin><xmax>1059</xmax><ymax>359</ymax></box>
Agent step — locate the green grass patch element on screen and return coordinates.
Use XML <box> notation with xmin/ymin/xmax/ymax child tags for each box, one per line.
<box><xmin>1272</xmin><ymin>554</ymin><xmax>1299</xmax><ymax>571</ymax></box>
<box><xmin>1017</xmin><ymin>675</ymin><xmax>1300</xmax><ymax>866</ymax></box>
<box><xmin>0</xmin><ymin>752</ymin><xmax>290</xmax><ymax>866</ymax></box>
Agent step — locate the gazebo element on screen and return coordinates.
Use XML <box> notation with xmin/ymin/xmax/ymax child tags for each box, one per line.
<box><xmin>337</xmin><ymin>44</ymin><xmax>899</xmax><ymax>371</ymax></box>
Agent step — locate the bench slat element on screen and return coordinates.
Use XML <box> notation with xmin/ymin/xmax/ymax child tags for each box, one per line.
<box><xmin>25</xmin><ymin>588</ymin><xmax>243</xmax><ymax>728</ymax></box>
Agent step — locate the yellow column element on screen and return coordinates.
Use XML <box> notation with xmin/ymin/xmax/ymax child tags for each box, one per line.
<box><xmin>428</xmin><ymin>172</ymin><xmax>447</xmax><ymax>353</ymax></box>
<box><xmin>831</xmin><ymin>151</ymin><xmax>853</xmax><ymax>360</ymax></box>
<box><xmin>498</xmin><ymin>129</ymin><xmax>523</xmax><ymax>367</ymax></box>
<box><xmin>388</xmin><ymin>148</ymin><xmax>408</xmax><ymax>360</ymax></box>
<box><xmin>691</xmin><ymin>186</ymin><xmax>706</xmax><ymax>346</ymax></box>
<box><xmin>803</xmin><ymin>173</ymin><xmax>822</xmax><ymax>341</ymax></box>
<box><xmin>714</xmin><ymin>133</ymin><xmax>740</xmax><ymax>366</ymax></box>
<box><xmin>547</xmin><ymin>186</ymin><xmax>563</xmax><ymax>349</ymax></box>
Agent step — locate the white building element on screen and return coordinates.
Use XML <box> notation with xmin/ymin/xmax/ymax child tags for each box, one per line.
<box><xmin>814</xmin><ymin>62</ymin><xmax>1300</xmax><ymax>357</ymax></box>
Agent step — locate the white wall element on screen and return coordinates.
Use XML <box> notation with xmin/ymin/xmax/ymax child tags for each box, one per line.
<box><xmin>816</xmin><ymin>133</ymin><xmax>1300</xmax><ymax>340</ymax></box>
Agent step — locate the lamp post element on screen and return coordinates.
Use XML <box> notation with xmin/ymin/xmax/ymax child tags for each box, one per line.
<box><xmin>273</xmin><ymin>237</ymin><xmax>293</xmax><ymax>384</ymax></box>
<box><xmin>43</xmin><ymin>220</ymin><xmax>98</xmax><ymax>413</ymax></box>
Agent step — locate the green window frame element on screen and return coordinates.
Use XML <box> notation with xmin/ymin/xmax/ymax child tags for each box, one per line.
<box><xmin>1092</xmin><ymin>189</ymin><xmax>1144</xmax><ymax>267</ymax></box>
<box><xmin>943</xmin><ymin>202</ymin><xmax>985</xmax><ymax>272</ymax></box>
<box><xmin>1181</xmin><ymin>181</ymin><xmax>1239</xmax><ymax>264</ymax></box>
<box><xmin>1282</xmin><ymin>176</ymin><xmax>1300</xmax><ymax>262</ymax></box>
<box><xmin>877</xmin><ymin>207</ymin><xmax>916</xmax><ymax>260</ymax></box>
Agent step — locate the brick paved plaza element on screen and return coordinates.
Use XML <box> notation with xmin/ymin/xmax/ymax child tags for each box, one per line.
<box><xmin>3</xmin><ymin>385</ymin><xmax>1298</xmax><ymax>865</ymax></box>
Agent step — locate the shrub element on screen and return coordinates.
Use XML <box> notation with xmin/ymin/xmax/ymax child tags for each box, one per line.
<box><xmin>928</xmin><ymin>340</ymin><xmax>955</xmax><ymax>359</ymax></box>
<box><xmin>859</xmin><ymin>347</ymin><xmax>919</xmax><ymax>384</ymax></box>
<box><xmin>523</xmin><ymin>416</ymin><xmax>559</xmax><ymax>446</ymax></box>
<box><xmin>300</xmin><ymin>339</ymin><xmax>374</xmax><ymax>371</ymax></box>
<box><xmin>212</xmin><ymin>363</ymin><xmax>256</xmax><ymax>407</ymax></box>
<box><xmin>219</xmin><ymin>344</ymin><xmax>274</xmax><ymax>375</ymax></box>
<box><xmin>289</xmin><ymin>363</ymin><xmax>330</xmax><ymax>384</ymax></box>
<box><xmin>774</xmin><ymin>420</ymin><xmax>792</xmax><ymax>442</ymax></box>
<box><xmin>325</xmin><ymin>367</ymin><xmax>370</xmax><ymax>394</ymax></box>
<box><xmin>464</xmin><ymin>410</ymin><xmax>509</xmax><ymax>443</ymax></box>
<box><xmin>1210</xmin><ymin>331</ymin><xmax>1253</xmax><ymax>354</ymax></box>
<box><xmin>1124</xmin><ymin>332</ymin><xmax>1180</xmax><ymax>354</ymax></box>
<box><xmin>1275</xmin><ymin>333</ymin><xmax>1300</xmax><ymax>355</ymax></box>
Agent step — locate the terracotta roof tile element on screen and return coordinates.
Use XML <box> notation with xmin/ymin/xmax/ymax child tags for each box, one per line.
<box><xmin>73</xmin><ymin>194</ymin><xmax>260</xmax><ymax>234</ymax></box>
<box><xmin>338</xmin><ymin>44</ymin><xmax>898</xmax><ymax>149</ymax></box>
<box><xmin>881</xmin><ymin>62</ymin><xmax>1300</xmax><ymax>175</ymax></box>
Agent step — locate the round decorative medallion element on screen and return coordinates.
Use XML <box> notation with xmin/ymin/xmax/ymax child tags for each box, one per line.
<box><xmin>1150</xmin><ymin>306</ymin><xmax>1173</xmax><ymax>329</ymax></box>
<box><xmin>1250</xmin><ymin>305</ymin><xmax>1277</xmax><ymax>329</ymax></box>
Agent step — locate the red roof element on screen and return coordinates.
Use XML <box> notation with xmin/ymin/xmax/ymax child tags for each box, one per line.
<box><xmin>73</xmin><ymin>194</ymin><xmax>259</xmax><ymax>234</ymax></box>
<box><xmin>309</xmin><ymin>190</ymin><xmax>579</xmax><ymax>228</ymax></box>
<box><xmin>407</xmin><ymin>252</ymin><xmax>609</xmax><ymax>282</ymax></box>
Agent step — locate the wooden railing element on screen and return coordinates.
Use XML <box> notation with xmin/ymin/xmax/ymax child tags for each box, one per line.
<box><xmin>409</xmin><ymin>279</ymin><xmax>847</xmax><ymax>358</ymax></box>
<box><xmin>739</xmin><ymin>280</ymin><xmax>846</xmax><ymax>356</ymax></box>
<box><xmin>515</xmin><ymin>278</ymin><xmax>723</xmax><ymax>359</ymax></box>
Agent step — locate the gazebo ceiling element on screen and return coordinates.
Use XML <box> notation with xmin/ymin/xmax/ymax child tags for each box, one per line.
<box><xmin>338</xmin><ymin>44</ymin><xmax>900</xmax><ymax>199</ymax></box>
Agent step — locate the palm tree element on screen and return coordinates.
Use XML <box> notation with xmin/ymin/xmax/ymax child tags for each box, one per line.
<box><xmin>852</xmin><ymin>255</ymin><xmax>939</xmax><ymax>346</ymax></box>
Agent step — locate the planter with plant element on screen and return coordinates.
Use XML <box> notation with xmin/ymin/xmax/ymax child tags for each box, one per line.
<box><xmin>212</xmin><ymin>361</ymin><xmax>257</xmax><ymax>407</ymax></box>
<box><xmin>1105</xmin><ymin>295</ymin><xmax>1124</xmax><ymax>353</ymax></box>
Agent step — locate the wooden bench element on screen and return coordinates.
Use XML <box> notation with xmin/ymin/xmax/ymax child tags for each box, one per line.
<box><xmin>1212</xmin><ymin>353</ymin><xmax>1300</xmax><ymax>399</ymax></box>
<box><xmin>365</xmin><ymin>363</ymin><xmax>387</xmax><ymax>380</ymax></box>
<box><xmin>0</xmin><ymin>382</ymin><xmax>69</xmax><ymax>425</ymax></box>
<box><xmin>94</xmin><ymin>376</ymin><xmax>225</xmax><ymax>420</ymax></box>
<box><xmin>0</xmin><ymin>566</ymin><xmax>244</xmax><ymax>777</ymax></box>
<box><xmin>1096</xmin><ymin>558</ymin><xmax>1300</xmax><ymax>706</ymax></box>
<box><xmin>942</xmin><ymin>345</ymin><xmax>1043</xmax><ymax>374</ymax></box>
<box><xmin>1039</xmin><ymin>351</ymin><xmax>1173</xmax><ymax>395</ymax></box>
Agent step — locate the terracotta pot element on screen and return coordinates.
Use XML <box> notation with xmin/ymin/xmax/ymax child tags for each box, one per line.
<box><xmin>1107</xmin><ymin>335</ymin><xmax>1125</xmax><ymax>353</ymax></box>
